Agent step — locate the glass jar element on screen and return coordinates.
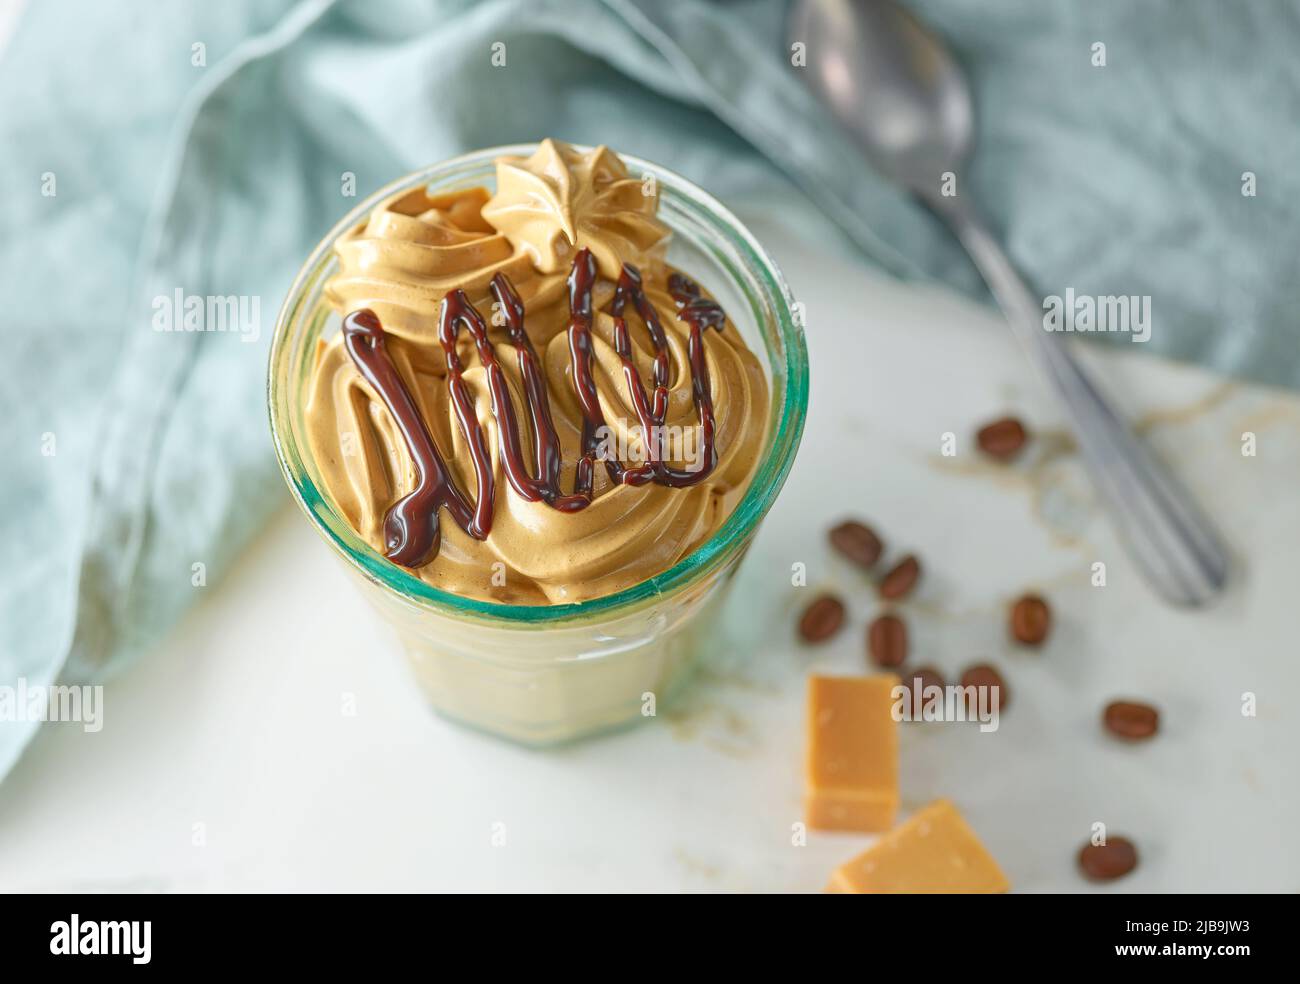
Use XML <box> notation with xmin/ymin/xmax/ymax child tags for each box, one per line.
<box><xmin>268</xmin><ymin>145</ymin><xmax>808</xmax><ymax>745</ymax></box>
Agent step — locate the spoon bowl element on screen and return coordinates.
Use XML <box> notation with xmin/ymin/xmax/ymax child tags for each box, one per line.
<box><xmin>789</xmin><ymin>0</ymin><xmax>973</xmax><ymax>197</ymax></box>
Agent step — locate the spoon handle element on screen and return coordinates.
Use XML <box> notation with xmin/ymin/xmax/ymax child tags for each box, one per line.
<box><xmin>942</xmin><ymin>205</ymin><xmax>1229</xmax><ymax>606</ymax></box>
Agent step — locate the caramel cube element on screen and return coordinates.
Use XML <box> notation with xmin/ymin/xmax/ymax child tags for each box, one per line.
<box><xmin>805</xmin><ymin>674</ymin><xmax>900</xmax><ymax>832</ymax></box>
<box><xmin>828</xmin><ymin>799</ymin><xmax>1010</xmax><ymax>894</ymax></box>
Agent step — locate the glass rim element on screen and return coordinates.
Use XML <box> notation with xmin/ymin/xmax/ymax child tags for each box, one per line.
<box><xmin>267</xmin><ymin>143</ymin><xmax>809</xmax><ymax>625</ymax></box>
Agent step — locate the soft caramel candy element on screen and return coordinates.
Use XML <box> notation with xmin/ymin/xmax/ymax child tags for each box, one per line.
<box><xmin>828</xmin><ymin>799</ymin><xmax>1010</xmax><ymax>894</ymax></box>
<box><xmin>805</xmin><ymin>674</ymin><xmax>899</xmax><ymax>832</ymax></box>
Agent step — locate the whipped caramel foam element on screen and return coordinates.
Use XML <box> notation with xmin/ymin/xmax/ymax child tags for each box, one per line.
<box><xmin>305</xmin><ymin>140</ymin><xmax>769</xmax><ymax>604</ymax></box>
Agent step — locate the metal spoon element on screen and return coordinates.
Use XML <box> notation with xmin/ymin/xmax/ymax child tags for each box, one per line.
<box><xmin>788</xmin><ymin>0</ymin><xmax>1228</xmax><ymax>606</ymax></box>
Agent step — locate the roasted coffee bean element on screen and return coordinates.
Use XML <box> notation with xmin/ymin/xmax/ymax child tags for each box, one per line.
<box><xmin>867</xmin><ymin>613</ymin><xmax>908</xmax><ymax>668</ymax></box>
<box><xmin>960</xmin><ymin>663</ymin><xmax>1008</xmax><ymax>710</ymax></box>
<box><xmin>905</xmin><ymin>666</ymin><xmax>945</xmax><ymax>718</ymax></box>
<box><xmin>879</xmin><ymin>555</ymin><xmax>921</xmax><ymax>600</ymax></box>
<box><xmin>1078</xmin><ymin>837</ymin><xmax>1138</xmax><ymax>881</ymax></box>
<box><xmin>976</xmin><ymin>416</ymin><xmax>1028</xmax><ymax>460</ymax></box>
<box><xmin>1103</xmin><ymin>701</ymin><xmax>1159</xmax><ymax>741</ymax></box>
<box><xmin>1009</xmin><ymin>593</ymin><xmax>1052</xmax><ymax>646</ymax></box>
<box><xmin>798</xmin><ymin>595</ymin><xmax>846</xmax><ymax>643</ymax></box>
<box><xmin>910</xmin><ymin>666</ymin><xmax>944</xmax><ymax>692</ymax></box>
<box><xmin>829</xmin><ymin>520</ymin><xmax>884</xmax><ymax>569</ymax></box>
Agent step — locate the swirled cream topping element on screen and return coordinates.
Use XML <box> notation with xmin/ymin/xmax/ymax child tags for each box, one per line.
<box><xmin>305</xmin><ymin>140</ymin><xmax>769</xmax><ymax>604</ymax></box>
<box><xmin>482</xmin><ymin>141</ymin><xmax>669</xmax><ymax>279</ymax></box>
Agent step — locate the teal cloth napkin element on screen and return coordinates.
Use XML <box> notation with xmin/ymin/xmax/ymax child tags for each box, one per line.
<box><xmin>2</xmin><ymin>0</ymin><xmax>1296</xmax><ymax>780</ymax></box>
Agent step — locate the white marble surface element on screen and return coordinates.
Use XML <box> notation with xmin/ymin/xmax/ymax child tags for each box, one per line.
<box><xmin>1</xmin><ymin>199</ymin><xmax>1296</xmax><ymax>893</ymax></box>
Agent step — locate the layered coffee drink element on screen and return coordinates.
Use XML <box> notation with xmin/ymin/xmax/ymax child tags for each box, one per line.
<box><xmin>303</xmin><ymin>140</ymin><xmax>769</xmax><ymax>605</ymax></box>
<box><xmin>272</xmin><ymin>140</ymin><xmax>804</xmax><ymax>743</ymax></box>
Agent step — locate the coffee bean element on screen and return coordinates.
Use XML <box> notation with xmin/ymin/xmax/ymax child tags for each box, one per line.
<box><xmin>1078</xmin><ymin>837</ymin><xmax>1138</xmax><ymax>881</ymax></box>
<box><xmin>976</xmin><ymin>416</ymin><xmax>1028</xmax><ymax>460</ymax></box>
<box><xmin>829</xmin><ymin>520</ymin><xmax>883</xmax><ymax>569</ymax></box>
<box><xmin>798</xmin><ymin>595</ymin><xmax>845</xmax><ymax>643</ymax></box>
<box><xmin>879</xmin><ymin>555</ymin><xmax>921</xmax><ymax>600</ymax></box>
<box><xmin>1009</xmin><ymin>593</ymin><xmax>1052</xmax><ymax>646</ymax></box>
<box><xmin>910</xmin><ymin>666</ymin><xmax>944</xmax><ymax>692</ymax></box>
<box><xmin>960</xmin><ymin>663</ymin><xmax>1008</xmax><ymax>710</ymax></box>
<box><xmin>1103</xmin><ymin>701</ymin><xmax>1159</xmax><ymax>741</ymax></box>
<box><xmin>867</xmin><ymin>613</ymin><xmax>908</xmax><ymax>667</ymax></box>
<box><xmin>904</xmin><ymin>666</ymin><xmax>945</xmax><ymax>718</ymax></box>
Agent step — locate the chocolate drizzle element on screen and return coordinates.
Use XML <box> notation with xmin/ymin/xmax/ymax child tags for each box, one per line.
<box><xmin>342</xmin><ymin>247</ymin><xmax>727</xmax><ymax>567</ymax></box>
<box><xmin>342</xmin><ymin>310</ymin><xmax>478</xmax><ymax>568</ymax></box>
